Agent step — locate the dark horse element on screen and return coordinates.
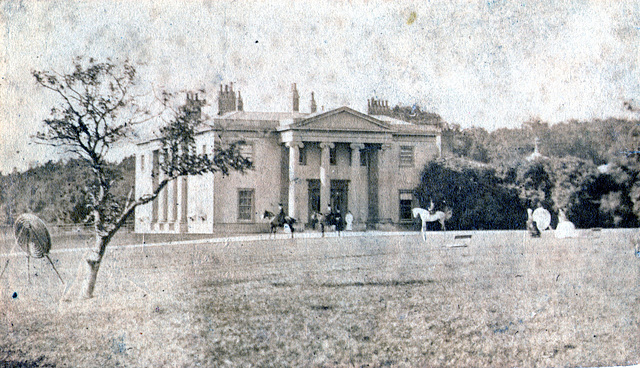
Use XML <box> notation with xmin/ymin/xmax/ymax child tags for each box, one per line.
<box><xmin>321</xmin><ymin>210</ymin><xmax>345</xmax><ymax>237</ymax></box>
<box><xmin>263</xmin><ymin>210</ymin><xmax>296</xmax><ymax>238</ymax></box>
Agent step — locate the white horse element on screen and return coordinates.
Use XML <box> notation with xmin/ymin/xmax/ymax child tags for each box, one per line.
<box><xmin>412</xmin><ymin>207</ymin><xmax>453</xmax><ymax>240</ymax></box>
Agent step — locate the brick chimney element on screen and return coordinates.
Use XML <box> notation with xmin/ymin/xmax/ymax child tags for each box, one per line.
<box><xmin>367</xmin><ymin>97</ymin><xmax>391</xmax><ymax>116</ymax></box>
<box><xmin>237</xmin><ymin>91</ymin><xmax>243</xmax><ymax>112</ymax></box>
<box><xmin>217</xmin><ymin>83</ymin><xmax>237</xmax><ymax>115</ymax></box>
<box><xmin>186</xmin><ymin>92</ymin><xmax>206</xmax><ymax>120</ymax></box>
<box><xmin>310</xmin><ymin>91</ymin><xmax>317</xmax><ymax>113</ymax></box>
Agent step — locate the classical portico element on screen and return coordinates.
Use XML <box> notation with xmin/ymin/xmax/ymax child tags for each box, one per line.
<box><xmin>278</xmin><ymin>107</ymin><xmax>406</xmax><ymax>228</ymax></box>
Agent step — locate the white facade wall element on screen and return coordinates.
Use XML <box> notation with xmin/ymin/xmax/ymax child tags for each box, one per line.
<box><xmin>134</xmin><ymin>142</ymin><xmax>156</xmax><ymax>233</ymax></box>
<box><xmin>212</xmin><ymin>132</ymin><xmax>282</xmax><ymax>231</ymax></box>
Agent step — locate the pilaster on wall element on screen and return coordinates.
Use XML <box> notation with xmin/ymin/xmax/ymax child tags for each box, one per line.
<box><xmin>378</xmin><ymin>143</ymin><xmax>394</xmax><ymax>224</ymax></box>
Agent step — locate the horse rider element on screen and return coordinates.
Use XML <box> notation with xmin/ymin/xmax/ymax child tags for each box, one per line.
<box><xmin>325</xmin><ymin>204</ymin><xmax>333</xmax><ymax>221</ymax></box>
<box><xmin>275</xmin><ymin>203</ymin><xmax>286</xmax><ymax>225</ymax></box>
<box><xmin>319</xmin><ymin>204</ymin><xmax>332</xmax><ymax>235</ymax></box>
<box><xmin>427</xmin><ymin>199</ymin><xmax>435</xmax><ymax>215</ymax></box>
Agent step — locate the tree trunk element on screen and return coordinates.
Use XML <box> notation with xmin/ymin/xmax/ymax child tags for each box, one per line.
<box><xmin>81</xmin><ymin>237</ymin><xmax>105</xmax><ymax>299</ymax></box>
<box><xmin>81</xmin><ymin>255</ymin><xmax>101</xmax><ymax>299</ymax></box>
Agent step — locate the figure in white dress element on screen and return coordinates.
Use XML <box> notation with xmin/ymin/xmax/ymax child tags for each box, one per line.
<box><xmin>345</xmin><ymin>211</ymin><xmax>353</xmax><ymax>231</ymax></box>
<box><xmin>555</xmin><ymin>209</ymin><xmax>578</xmax><ymax>239</ymax></box>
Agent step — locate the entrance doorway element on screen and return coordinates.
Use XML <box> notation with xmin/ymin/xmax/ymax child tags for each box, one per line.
<box><xmin>307</xmin><ymin>179</ymin><xmax>321</xmax><ymax>222</ymax></box>
<box><xmin>330</xmin><ymin>180</ymin><xmax>349</xmax><ymax>214</ymax></box>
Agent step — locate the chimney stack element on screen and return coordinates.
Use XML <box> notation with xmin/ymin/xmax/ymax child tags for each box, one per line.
<box><xmin>310</xmin><ymin>92</ymin><xmax>317</xmax><ymax>113</ymax></box>
<box><xmin>367</xmin><ymin>97</ymin><xmax>391</xmax><ymax>116</ymax></box>
<box><xmin>186</xmin><ymin>91</ymin><xmax>206</xmax><ymax>120</ymax></box>
<box><xmin>218</xmin><ymin>82</ymin><xmax>238</xmax><ymax>115</ymax></box>
<box><xmin>237</xmin><ymin>91</ymin><xmax>243</xmax><ymax>112</ymax></box>
<box><xmin>292</xmin><ymin>83</ymin><xmax>299</xmax><ymax>112</ymax></box>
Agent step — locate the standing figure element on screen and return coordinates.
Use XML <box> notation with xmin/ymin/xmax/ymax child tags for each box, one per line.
<box><xmin>334</xmin><ymin>209</ymin><xmax>345</xmax><ymax>233</ymax></box>
<box><xmin>320</xmin><ymin>204</ymin><xmax>332</xmax><ymax>236</ymax></box>
<box><xmin>345</xmin><ymin>211</ymin><xmax>353</xmax><ymax>231</ymax></box>
<box><xmin>310</xmin><ymin>212</ymin><xmax>319</xmax><ymax>230</ymax></box>
<box><xmin>527</xmin><ymin>208</ymin><xmax>541</xmax><ymax>238</ymax></box>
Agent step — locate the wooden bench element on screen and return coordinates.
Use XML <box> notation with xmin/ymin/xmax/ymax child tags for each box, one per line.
<box><xmin>454</xmin><ymin>234</ymin><xmax>472</xmax><ymax>240</ymax></box>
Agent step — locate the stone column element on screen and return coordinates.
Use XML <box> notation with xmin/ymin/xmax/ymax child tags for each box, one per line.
<box><xmin>378</xmin><ymin>144</ymin><xmax>393</xmax><ymax>224</ymax></box>
<box><xmin>286</xmin><ymin>141</ymin><xmax>303</xmax><ymax>218</ymax></box>
<box><xmin>350</xmin><ymin>143</ymin><xmax>365</xmax><ymax>224</ymax></box>
<box><xmin>319</xmin><ymin>142</ymin><xmax>334</xmax><ymax>212</ymax></box>
<box><xmin>179</xmin><ymin>176</ymin><xmax>188</xmax><ymax>233</ymax></box>
<box><xmin>160</xmin><ymin>174</ymin><xmax>168</xmax><ymax>223</ymax></box>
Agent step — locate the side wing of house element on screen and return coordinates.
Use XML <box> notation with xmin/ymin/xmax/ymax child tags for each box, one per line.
<box><xmin>134</xmin><ymin>131</ymin><xmax>217</xmax><ymax>234</ymax></box>
<box><xmin>210</xmin><ymin>128</ymin><xmax>282</xmax><ymax>233</ymax></box>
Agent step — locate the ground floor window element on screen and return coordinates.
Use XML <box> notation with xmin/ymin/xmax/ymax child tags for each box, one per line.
<box><xmin>308</xmin><ymin>179</ymin><xmax>321</xmax><ymax>220</ymax></box>
<box><xmin>238</xmin><ymin>189</ymin><xmax>254</xmax><ymax>221</ymax></box>
<box><xmin>399</xmin><ymin>190</ymin><xmax>413</xmax><ymax>222</ymax></box>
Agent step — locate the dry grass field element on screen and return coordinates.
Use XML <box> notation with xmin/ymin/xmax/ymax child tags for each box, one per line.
<box><xmin>0</xmin><ymin>229</ymin><xmax>639</xmax><ymax>367</ymax></box>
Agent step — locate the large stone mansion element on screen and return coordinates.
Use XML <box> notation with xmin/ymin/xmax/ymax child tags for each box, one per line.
<box><xmin>135</xmin><ymin>83</ymin><xmax>442</xmax><ymax>233</ymax></box>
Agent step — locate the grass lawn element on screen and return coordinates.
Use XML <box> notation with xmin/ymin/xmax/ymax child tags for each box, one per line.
<box><xmin>1</xmin><ymin>229</ymin><xmax>639</xmax><ymax>367</ymax></box>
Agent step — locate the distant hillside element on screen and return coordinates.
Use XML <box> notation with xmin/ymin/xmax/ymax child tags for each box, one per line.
<box><xmin>0</xmin><ymin>156</ymin><xmax>134</xmax><ymax>225</ymax></box>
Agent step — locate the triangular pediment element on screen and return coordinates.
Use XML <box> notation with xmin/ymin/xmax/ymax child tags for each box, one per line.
<box><xmin>289</xmin><ymin>106</ymin><xmax>391</xmax><ymax>132</ymax></box>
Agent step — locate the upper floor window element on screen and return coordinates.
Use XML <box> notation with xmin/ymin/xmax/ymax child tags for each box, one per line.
<box><xmin>360</xmin><ymin>149</ymin><xmax>368</xmax><ymax>167</ymax></box>
<box><xmin>299</xmin><ymin>145</ymin><xmax>307</xmax><ymax>166</ymax></box>
<box><xmin>239</xmin><ymin>142</ymin><xmax>254</xmax><ymax>162</ymax></box>
<box><xmin>329</xmin><ymin>145</ymin><xmax>337</xmax><ymax>165</ymax></box>
<box><xmin>399</xmin><ymin>146</ymin><xmax>414</xmax><ymax>167</ymax></box>
<box><xmin>152</xmin><ymin>150</ymin><xmax>160</xmax><ymax>179</ymax></box>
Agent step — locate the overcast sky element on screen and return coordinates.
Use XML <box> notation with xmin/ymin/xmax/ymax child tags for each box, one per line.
<box><xmin>2</xmin><ymin>0</ymin><xmax>640</xmax><ymax>172</ymax></box>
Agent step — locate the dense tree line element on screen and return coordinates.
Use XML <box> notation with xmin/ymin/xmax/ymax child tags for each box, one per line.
<box><xmin>420</xmin><ymin>117</ymin><xmax>640</xmax><ymax>230</ymax></box>
<box><xmin>415</xmin><ymin>158</ymin><xmax>527</xmax><ymax>230</ymax></box>
<box><xmin>5</xmin><ymin>102</ymin><xmax>640</xmax><ymax>231</ymax></box>
<box><xmin>443</xmin><ymin>118</ymin><xmax>639</xmax><ymax>165</ymax></box>
<box><xmin>0</xmin><ymin>157</ymin><xmax>134</xmax><ymax>225</ymax></box>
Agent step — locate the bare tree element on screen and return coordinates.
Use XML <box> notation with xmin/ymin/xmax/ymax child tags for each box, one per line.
<box><xmin>33</xmin><ymin>57</ymin><xmax>251</xmax><ymax>298</ymax></box>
